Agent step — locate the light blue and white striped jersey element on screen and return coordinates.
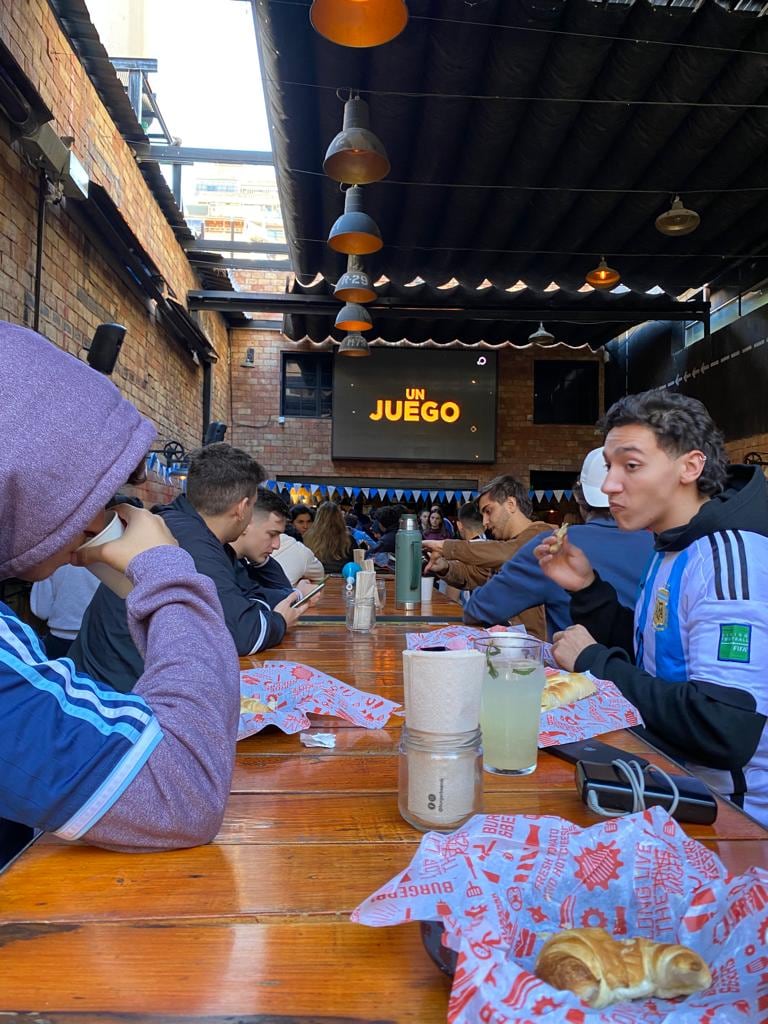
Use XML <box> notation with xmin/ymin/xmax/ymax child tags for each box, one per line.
<box><xmin>634</xmin><ymin>529</ymin><xmax>768</xmax><ymax>823</ymax></box>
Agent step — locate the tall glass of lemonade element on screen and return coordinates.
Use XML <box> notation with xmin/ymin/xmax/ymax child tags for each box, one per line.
<box><xmin>473</xmin><ymin>634</ymin><xmax>546</xmax><ymax>775</ymax></box>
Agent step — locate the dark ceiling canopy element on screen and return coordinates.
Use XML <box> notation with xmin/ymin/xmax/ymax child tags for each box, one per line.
<box><xmin>252</xmin><ymin>0</ymin><xmax>768</xmax><ymax>345</ymax></box>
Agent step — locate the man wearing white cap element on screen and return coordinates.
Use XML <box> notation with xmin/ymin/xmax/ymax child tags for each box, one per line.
<box><xmin>463</xmin><ymin>448</ymin><xmax>654</xmax><ymax>638</ymax></box>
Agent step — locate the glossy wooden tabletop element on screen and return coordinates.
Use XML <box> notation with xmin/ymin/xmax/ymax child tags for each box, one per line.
<box><xmin>2</xmin><ymin>621</ymin><xmax>767</xmax><ymax>1023</ymax></box>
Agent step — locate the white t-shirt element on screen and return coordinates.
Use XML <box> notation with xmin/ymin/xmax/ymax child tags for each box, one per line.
<box><xmin>272</xmin><ymin>533</ymin><xmax>325</xmax><ymax>585</ymax></box>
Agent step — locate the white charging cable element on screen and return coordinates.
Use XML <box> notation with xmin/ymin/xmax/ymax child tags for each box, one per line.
<box><xmin>585</xmin><ymin>759</ymin><xmax>680</xmax><ymax>819</ymax></box>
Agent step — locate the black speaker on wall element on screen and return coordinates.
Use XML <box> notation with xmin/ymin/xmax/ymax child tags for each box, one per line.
<box><xmin>87</xmin><ymin>323</ymin><xmax>126</xmax><ymax>376</ymax></box>
<box><xmin>203</xmin><ymin>420</ymin><xmax>227</xmax><ymax>445</ymax></box>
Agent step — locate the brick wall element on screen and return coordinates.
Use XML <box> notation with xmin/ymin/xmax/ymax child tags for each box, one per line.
<box><xmin>229</xmin><ymin>327</ymin><xmax>604</xmax><ymax>488</ymax></box>
<box><xmin>0</xmin><ymin>0</ymin><xmax>229</xmax><ymax>451</ymax></box>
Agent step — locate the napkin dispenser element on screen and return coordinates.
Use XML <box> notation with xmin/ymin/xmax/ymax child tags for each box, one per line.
<box><xmin>576</xmin><ymin>761</ymin><xmax>718</xmax><ymax>825</ymax></box>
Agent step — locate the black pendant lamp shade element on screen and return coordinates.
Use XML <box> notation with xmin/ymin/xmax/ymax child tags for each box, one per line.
<box><xmin>335</xmin><ymin>302</ymin><xmax>373</xmax><ymax>331</ymax></box>
<box><xmin>323</xmin><ymin>96</ymin><xmax>390</xmax><ymax>184</ymax></box>
<box><xmin>327</xmin><ymin>185</ymin><xmax>383</xmax><ymax>255</ymax></box>
<box><xmin>310</xmin><ymin>0</ymin><xmax>408</xmax><ymax>48</ymax></box>
<box><xmin>528</xmin><ymin>322</ymin><xmax>555</xmax><ymax>346</ymax></box>
<box><xmin>333</xmin><ymin>255</ymin><xmax>377</xmax><ymax>303</ymax></box>
<box><xmin>338</xmin><ymin>332</ymin><xmax>371</xmax><ymax>356</ymax></box>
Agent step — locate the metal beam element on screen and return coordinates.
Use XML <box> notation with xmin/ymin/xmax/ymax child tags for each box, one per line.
<box><xmin>148</xmin><ymin>146</ymin><xmax>274</xmax><ymax>166</ymax></box>
<box><xmin>187</xmin><ymin>290</ymin><xmax>710</xmax><ymax>323</ymax></box>
<box><xmin>188</xmin><ymin>255</ymin><xmax>292</xmax><ymax>271</ymax></box>
<box><xmin>184</xmin><ymin>240</ymin><xmax>289</xmax><ymax>254</ymax></box>
<box><xmin>110</xmin><ymin>58</ymin><xmax>159</xmax><ymax>72</ymax></box>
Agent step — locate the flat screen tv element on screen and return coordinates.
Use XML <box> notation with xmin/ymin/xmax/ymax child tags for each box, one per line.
<box><xmin>332</xmin><ymin>349</ymin><xmax>497</xmax><ymax>462</ymax></box>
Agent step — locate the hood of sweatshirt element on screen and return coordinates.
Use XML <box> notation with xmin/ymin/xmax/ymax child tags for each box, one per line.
<box><xmin>656</xmin><ymin>464</ymin><xmax>768</xmax><ymax>552</ymax></box>
<box><xmin>0</xmin><ymin>321</ymin><xmax>156</xmax><ymax>579</ymax></box>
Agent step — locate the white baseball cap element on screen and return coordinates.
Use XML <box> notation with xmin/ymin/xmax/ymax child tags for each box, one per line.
<box><xmin>579</xmin><ymin>447</ymin><xmax>610</xmax><ymax>508</ymax></box>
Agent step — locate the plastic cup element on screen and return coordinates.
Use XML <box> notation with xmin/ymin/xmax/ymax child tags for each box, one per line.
<box><xmin>473</xmin><ymin>634</ymin><xmax>546</xmax><ymax>775</ymax></box>
<box><xmin>77</xmin><ymin>511</ymin><xmax>133</xmax><ymax>598</ymax></box>
<box><xmin>421</xmin><ymin>576</ymin><xmax>434</xmax><ymax>603</ymax></box>
<box><xmin>375</xmin><ymin>578</ymin><xmax>386</xmax><ymax>609</ymax></box>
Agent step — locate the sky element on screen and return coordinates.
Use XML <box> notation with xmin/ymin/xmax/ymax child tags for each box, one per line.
<box><xmin>87</xmin><ymin>0</ymin><xmax>272</xmax><ymax>151</ymax></box>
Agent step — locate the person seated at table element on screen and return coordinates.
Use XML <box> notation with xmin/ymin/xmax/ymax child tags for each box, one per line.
<box><xmin>287</xmin><ymin>503</ymin><xmax>314</xmax><ymax>541</ymax></box>
<box><xmin>370</xmin><ymin>505</ymin><xmax>401</xmax><ymax>569</ymax></box>
<box><xmin>536</xmin><ymin>390</ymin><xmax>768</xmax><ymax>825</ymax></box>
<box><xmin>426</xmin><ymin>475</ymin><xmax>551</xmax><ymax>637</ymax></box>
<box><xmin>303</xmin><ymin>500</ymin><xmax>357</xmax><ymax>573</ymax></box>
<box><xmin>30</xmin><ymin>562</ymin><xmax>100</xmax><ymax>659</ymax></box>
<box><xmin>345</xmin><ymin>512</ymin><xmax>374</xmax><ymax>549</ymax></box>
<box><xmin>230</xmin><ymin>488</ymin><xmax>310</xmax><ymax>600</ymax></box>
<box><xmin>463</xmin><ymin>450</ymin><xmax>653</xmax><ymax>639</ymax></box>
<box><xmin>429</xmin><ymin>501</ymin><xmax>485</xmax><ymax>604</ymax></box>
<box><xmin>274</xmin><ymin>532</ymin><xmax>325</xmax><ymax>586</ymax></box>
<box><xmin>422</xmin><ymin>507</ymin><xmax>451</xmax><ymax>540</ymax></box>
<box><xmin>72</xmin><ymin>445</ymin><xmax>308</xmax><ymax>693</ymax></box>
<box><xmin>0</xmin><ymin>320</ymin><xmax>241</xmax><ymax>851</ymax></box>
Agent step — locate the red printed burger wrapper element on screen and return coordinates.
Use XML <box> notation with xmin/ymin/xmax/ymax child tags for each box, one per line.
<box><xmin>353</xmin><ymin>807</ymin><xmax>768</xmax><ymax>1022</ymax></box>
<box><xmin>239</xmin><ymin>661</ymin><xmax>400</xmax><ymax>739</ymax></box>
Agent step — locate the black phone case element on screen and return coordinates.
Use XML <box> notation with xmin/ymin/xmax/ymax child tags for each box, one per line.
<box><xmin>548</xmin><ymin>739</ymin><xmax>650</xmax><ymax>769</ymax></box>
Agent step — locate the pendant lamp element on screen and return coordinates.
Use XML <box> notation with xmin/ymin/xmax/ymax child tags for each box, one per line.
<box><xmin>327</xmin><ymin>185</ymin><xmax>383</xmax><ymax>255</ymax></box>
<box><xmin>655</xmin><ymin>195</ymin><xmax>700</xmax><ymax>237</ymax></box>
<box><xmin>338</xmin><ymin>332</ymin><xmax>371</xmax><ymax>356</ymax></box>
<box><xmin>335</xmin><ymin>302</ymin><xmax>373</xmax><ymax>332</ymax></box>
<box><xmin>324</xmin><ymin>95</ymin><xmax>390</xmax><ymax>184</ymax></box>
<box><xmin>334</xmin><ymin>255</ymin><xmax>377</xmax><ymax>303</ymax></box>
<box><xmin>528</xmin><ymin>322</ymin><xmax>555</xmax><ymax>346</ymax></box>
<box><xmin>310</xmin><ymin>0</ymin><xmax>408</xmax><ymax>48</ymax></box>
<box><xmin>585</xmin><ymin>257</ymin><xmax>620</xmax><ymax>290</ymax></box>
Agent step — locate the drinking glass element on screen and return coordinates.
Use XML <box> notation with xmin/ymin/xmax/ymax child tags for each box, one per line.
<box><xmin>375</xmin><ymin>578</ymin><xmax>386</xmax><ymax>610</ymax></box>
<box><xmin>472</xmin><ymin>634</ymin><xmax>546</xmax><ymax>775</ymax></box>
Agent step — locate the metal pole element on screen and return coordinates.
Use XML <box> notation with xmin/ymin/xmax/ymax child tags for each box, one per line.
<box><xmin>33</xmin><ymin>171</ymin><xmax>46</xmax><ymax>333</ymax></box>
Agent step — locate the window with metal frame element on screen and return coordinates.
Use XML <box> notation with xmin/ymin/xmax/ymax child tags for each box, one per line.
<box><xmin>280</xmin><ymin>352</ymin><xmax>333</xmax><ymax>418</ymax></box>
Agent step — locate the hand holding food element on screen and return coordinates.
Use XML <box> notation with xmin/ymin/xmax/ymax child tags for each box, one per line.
<box><xmin>534</xmin><ymin>528</ymin><xmax>595</xmax><ymax>593</ymax></box>
<box><xmin>535</xmin><ymin>927</ymin><xmax>712</xmax><ymax>1009</ymax></box>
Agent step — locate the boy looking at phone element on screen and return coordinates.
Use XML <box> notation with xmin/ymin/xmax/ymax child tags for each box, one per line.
<box><xmin>73</xmin><ymin>447</ymin><xmax>312</xmax><ymax>693</ymax></box>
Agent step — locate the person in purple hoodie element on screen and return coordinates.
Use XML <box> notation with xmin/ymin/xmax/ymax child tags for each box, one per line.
<box><xmin>0</xmin><ymin>320</ymin><xmax>240</xmax><ymax>852</ymax></box>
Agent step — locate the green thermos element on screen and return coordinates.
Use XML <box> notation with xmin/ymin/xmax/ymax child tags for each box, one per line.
<box><xmin>395</xmin><ymin>513</ymin><xmax>422</xmax><ymax>610</ymax></box>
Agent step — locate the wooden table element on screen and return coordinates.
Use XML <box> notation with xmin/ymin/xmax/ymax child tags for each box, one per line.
<box><xmin>301</xmin><ymin>573</ymin><xmax>463</xmax><ymax>622</ymax></box>
<box><xmin>2</xmin><ymin>622</ymin><xmax>767</xmax><ymax>1022</ymax></box>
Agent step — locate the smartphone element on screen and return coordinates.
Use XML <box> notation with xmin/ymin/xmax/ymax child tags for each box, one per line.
<box><xmin>292</xmin><ymin>579</ymin><xmax>327</xmax><ymax>608</ymax></box>
<box><xmin>0</xmin><ymin>818</ymin><xmax>41</xmax><ymax>876</ymax></box>
<box><xmin>548</xmin><ymin>738</ymin><xmax>649</xmax><ymax>769</ymax></box>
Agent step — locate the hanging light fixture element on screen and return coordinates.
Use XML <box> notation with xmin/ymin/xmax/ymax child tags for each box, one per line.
<box><xmin>310</xmin><ymin>0</ymin><xmax>408</xmax><ymax>48</ymax></box>
<box><xmin>327</xmin><ymin>185</ymin><xmax>383</xmax><ymax>255</ymax></box>
<box><xmin>528</xmin><ymin>322</ymin><xmax>555</xmax><ymax>346</ymax></box>
<box><xmin>585</xmin><ymin>257</ymin><xmax>621</xmax><ymax>290</ymax></box>
<box><xmin>333</xmin><ymin>255</ymin><xmax>377</xmax><ymax>303</ymax></box>
<box><xmin>655</xmin><ymin>195</ymin><xmax>700</xmax><ymax>237</ymax></box>
<box><xmin>335</xmin><ymin>302</ymin><xmax>373</xmax><ymax>332</ymax></box>
<box><xmin>338</xmin><ymin>332</ymin><xmax>371</xmax><ymax>356</ymax></box>
<box><xmin>323</xmin><ymin>95</ymin><xmax>390</xmax><ymax>184</ymax></box>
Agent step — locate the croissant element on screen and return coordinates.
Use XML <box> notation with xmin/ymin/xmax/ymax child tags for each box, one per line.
<box><xmin>535</xmin><ymin>927</ymin><xmax>712</xmax><ymax>1009</ymax></box>
<box><xmin>541</xmin><ymin>671</ymin><xmax>596</xmax><ymax>710</ymax></box>
<box><xmin>551</xmin><ymin>522</ymin><xmax>569</xmax><ymax>553</ymax></box>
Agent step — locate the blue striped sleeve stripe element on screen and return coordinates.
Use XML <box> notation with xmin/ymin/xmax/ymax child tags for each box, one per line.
<box><xmin>54</xmin><ymin>717</ymin><xmax>164</xmax><ymax>840</ymax></box>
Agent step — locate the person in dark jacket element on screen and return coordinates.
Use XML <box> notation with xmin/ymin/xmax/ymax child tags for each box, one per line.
<box><xmin>463</xmin><ymin>454</ymin><xmax>654</xmax><ymax>637</ymax></box>
<box><xmin>537</xmin><ymin>389</ymin><xmax>768</xmax><ymax>825</ymax></box>
<box><xmin>72</xmin><ymin>445</ymin><xmax>308</xmax><ymax>693</ymax></box>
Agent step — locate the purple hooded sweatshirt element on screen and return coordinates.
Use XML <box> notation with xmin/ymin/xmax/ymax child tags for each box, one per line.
<box><xmin>0</xmin><ymin>321</ymin><xmax>240</xmax><ymax>851</ymax></box>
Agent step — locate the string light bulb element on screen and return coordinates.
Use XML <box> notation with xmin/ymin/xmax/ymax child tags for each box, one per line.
<box><xmin>585</xmin><ymin>256</ymin><xmax>621</xmax><ymax>290</ymax></box>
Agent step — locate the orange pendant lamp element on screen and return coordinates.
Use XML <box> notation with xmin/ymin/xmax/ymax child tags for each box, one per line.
<box><xmin>310</xmin><ymin>0</ymin><xmax>408</xmax><ymax>48</ymax></box>
<box><xmin>327</xmin><ymin>185</ymin><xmax>383</xmax><ymax>255</ymax></box>
<box><xmin>585</xmin><ymin>256</ymin><xmax>620</xmax><ymax>290</ymax></box>
<box><xmin>335</xmin><ymin>302</ymin><xmax>373</xmax><ymax>332</ymax></box>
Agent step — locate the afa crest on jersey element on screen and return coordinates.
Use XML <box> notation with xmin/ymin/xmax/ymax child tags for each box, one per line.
<box><xmin>652</xmin><ymin>586</ymin><xmax>670</xmax><ymax>632</ymax></box>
